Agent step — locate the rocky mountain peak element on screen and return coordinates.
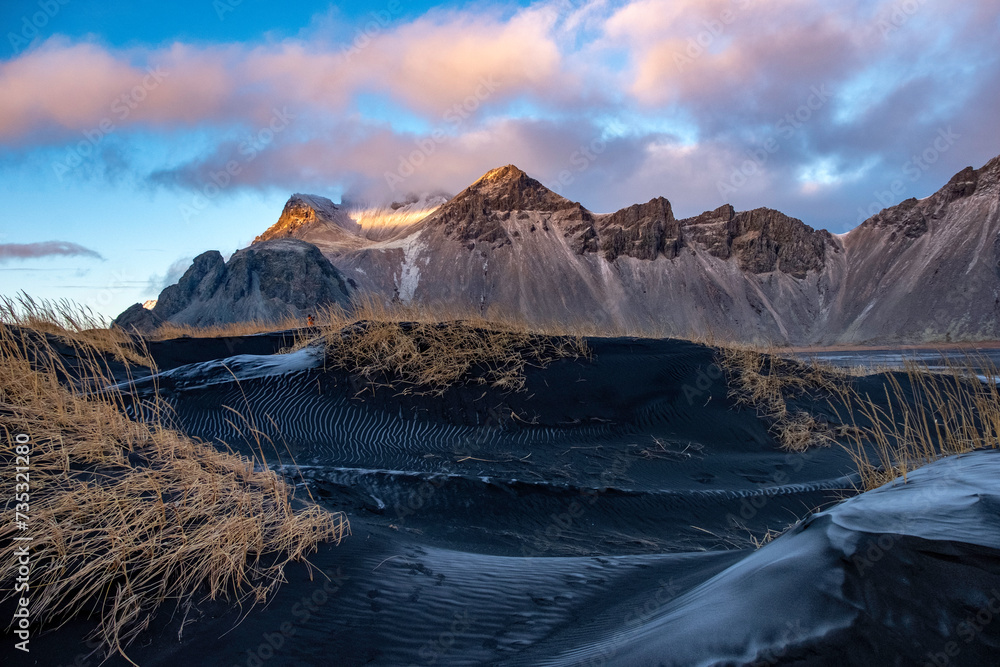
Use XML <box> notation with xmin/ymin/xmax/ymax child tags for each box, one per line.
<box><xmin>255</xmin><ymin>193</ymin><xmax>358</xmax><ymax>244</ymax></box>
<box><xmin>941</xmin><ymin>155</ymin><xmax>1000</xmax><ymax>199</ymax></box>
<box><xmin>978</xmin><ymin>154</ymin><xmax>1000</xmax><ymax>184</ymax></box>
<box><xmin>728</xmin><ymin>208</ymin><xmax>833</xmax><ymax>278</ymax></box>
<box><xmin>455</xmin><ymin>164</ymin><xmax>577</xmax><ymax>213</ymax></box>
<box><xmin>114</xmin><ymin>239</ymin><xmax>352</xmax><ymax>331</ymax></box>
<box><xmin>674</xmin><ymin>205</ymin><xmax>832</xmax><ymax>277</ymax></box>
<box><xmin>854</xmin><ymin>157</ymin><xmax>1000</xmax><ymax>244</ymax></box>
<box><xmin>942</xmin><ymin>166</ymin><xmax>979</xmax><ymax>200</ymax></box>
<box><xmin>473</xmin><ymin>164</ymin><xmax>530</xmax><ymax>186</ymax></box>
<box><xmin>853</xmin><ymin>161</ymin><xmax>996</xmax><ymax>243</ymax></box>
<box><xmin>427</xmin><ymin>165</ymin><xmax>591</xmax><ymax>244</ymax></box>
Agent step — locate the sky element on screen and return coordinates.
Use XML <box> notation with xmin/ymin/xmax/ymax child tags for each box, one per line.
<box><xmin>1</xmin><ymin>0</ymin><xmax>998</xmax><ymax>321</ymax></box>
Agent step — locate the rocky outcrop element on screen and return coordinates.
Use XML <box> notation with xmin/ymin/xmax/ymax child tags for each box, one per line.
<box><xmin>729</xmin><ymin>208</ymin><xmax>833</xmax><ymax>279</ymax></box>
<box><xmin>227</xmin><ymin>240</ymin><xmax>351</xmax><ymax>312</ymax></box>
<box><xmin>854</xmin><ymin>197</ymin><xmax>930</xmax><ymax>243</ymax></box>
<box><xmin>154</xmin><ymin>250</ymin><xmax>227</xmax><ymax>319</ymax></box>
<box><xmin>425</xmin><ymin>165</ymin><xmax>594</xmax><ymax>247</ymax></box>
<box><xmin>674</xmin><ymin>206</ymin><xmax>833</xmax><ymax>278</ymax></box>
<box><xmin>115</xmin><ymin>239</ymin><xmax>352</xmax><ymax>330</ymax></box>
<box><xmin>940</xmin><ymin>165</ymin><xmax>980</xmax><ymax>202</ymax></box>
<box><xmin>679</xmin><ymin>204</ymin><xmax>736</xmax><ymax>257</ymax></box>
<box><xmin>596</xmin><ymin>197</ymin><xmax>681</xmax><ymax>261</ymax></box>
<box><xmin>113</xmin><ymin>302</ymin><xmax>165</xmax><ymax>333</ymax></box>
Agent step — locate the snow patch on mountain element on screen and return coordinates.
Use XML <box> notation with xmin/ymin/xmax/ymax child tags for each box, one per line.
<box><xmin>396</xmin><ymin>231</ymin><xmax>425</xmax><ymax>303</ymax></box>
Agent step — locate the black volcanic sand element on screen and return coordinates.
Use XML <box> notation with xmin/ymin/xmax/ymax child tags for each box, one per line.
<box><xmin>143</xmin><ymin>328</ymin><xmax>304</xmax><ymax>370</ymax></box>
<box><xmin>6</xmin><ymin>333</ymin><xmax>1000</xmax><ymax>666</ymax></box>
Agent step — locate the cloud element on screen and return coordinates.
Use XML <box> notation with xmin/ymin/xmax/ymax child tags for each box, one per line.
<box><xmin>0</xmin><ymin>41</ymin><xmax>225</xmax><ymax>143</ymax></box>
<box><xmin>360</xmin><ymin>8</ymin><xmax>569</xmax><ymax>113</ymax></box>
<box><xmin>0</xmin><ymin>241</ymin><xmax>104</xmax><ymax>262</ymax></box>
<box><xmin>152</xmin><ymin>113</ymin><xmax>654</xmax><ymax>209</ymax></box>
<box><xmin>0</xmin><ymin>0</ymin><xmax>998</xmax><ymax>234</ymax></box>
<box><xmin>0</xmin><ymin>5</ymin><xmax>576</xmax><ymax>145</ymax></box>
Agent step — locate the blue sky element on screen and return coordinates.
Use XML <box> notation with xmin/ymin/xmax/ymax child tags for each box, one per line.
<box><xmin>1</xmin><ymin>0</ymin><xmax>998</xmax><ymax>320</ymax></box>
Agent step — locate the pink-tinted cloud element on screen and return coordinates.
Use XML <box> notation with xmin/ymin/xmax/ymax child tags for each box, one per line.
<box><xmin>0</xmin><ymin>0</ymin><xmax>997</xmax><ymax>235</ymax></box>
<box><xmin>605</xmin><ymin>0</ymin><xmax>875</xmax><ymax>114</ymax></box>
<box><xmin>354</xmin><ymin>7</ymin><xmax>569</xmax><ymax>113</ymax></box>
<box><xmin>0</xmin><ymin>42</ymin><xmax>136</xmax><ymax>138</ymax></box>
<box><xmin>0</xmin><ymin>40</ymin><xmax>242</xmax><ymax>142</ymax></box>
<box><xmin>0</xmin><ymin>5</ymin><xmax>577</xmax><ymax>144</ymax></box>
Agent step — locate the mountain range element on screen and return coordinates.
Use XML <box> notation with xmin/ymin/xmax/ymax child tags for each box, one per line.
<box><xmin>116</xmin><ymin>155</ymin><xmax>1000</xmax><ymax>345</ymax></box>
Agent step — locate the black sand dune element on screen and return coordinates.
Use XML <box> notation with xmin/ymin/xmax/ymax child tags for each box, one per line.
<box><xmin>6</xmin><ymin>333</ymin><xmax>1000</xmax><ymax>666</ymax></box>
<box><xmin>120</xmin><ymin>336</ymin><xmax>860</xmax><ymax>557</ymax></box>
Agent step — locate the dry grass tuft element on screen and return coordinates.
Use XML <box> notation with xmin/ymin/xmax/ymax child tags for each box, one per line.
<box><xmin>717</xmin><ymin>345</ymin><xmax>847</xmax><ymax>452</ymax></box>
<box><xmin>0</xmin><ymin>310</ymin><xmax>347</xmax><ymax>661</ymax></box>
<box><xmin>748</xmin><ymin>527</ymin><xmax>786</xmax><ymax>549</ymax></box>
<box><xmin>720</xmin><ymin>342</ymin><xmax>1000</xmax><ymax>491</ymax></box>
<box><xmin>831</xmin><ymin>355</ymin><xmax>1000</xmax><ymax>490</ymax></box>
<box><xmin>1</xmin><ymin>292</ymin><xmax>153</xmax><ymax>368</ymax></box>
<box><xmin>315</xmin><ymin>296</ymin><xmax>589</xmax><ymax>395</ymax></box>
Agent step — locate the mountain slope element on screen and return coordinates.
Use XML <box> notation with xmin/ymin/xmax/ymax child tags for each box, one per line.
<box><xmin>115</xmin><ymin>239</ymin><xmax>352</xmax><ymax>330</ymax></box>
<box><xmin>831</xmin><ymin>156</ymin><xmax>1000</xmax><ymax>342</ymax></box>
<box><xmin>273</xmin><ymin>165</ymin><xmax>843</xmax><ymax>342</ymax></box>
<box><xmin>120</xmin><ymin>155</ymin><xmax>1000</xmax><ymax>344</ymax></box>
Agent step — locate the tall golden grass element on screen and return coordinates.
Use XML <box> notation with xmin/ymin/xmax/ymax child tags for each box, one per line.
<box><xmin>2</xmin><ymin>292</ymin><xmax>153</xmax><ymax>367</ymax></box>
<box><xmin>718</xmin><ymin>343</ymin><xmax>1000</xmax><ymax>491</ymax></box>
<box><xmin>830</xmin><ymin>355</ymin><xmax>1000</xmax><ymax>490</ymax></box>
<box><xmin>0</xmin><ymin>304</ymin><xmax>347</xmax><ymax>662</ymax></box>
<box><xmin>717</xmin><ymin>344</ymin><xmax>848</xmax><ymax>452</ymax></box>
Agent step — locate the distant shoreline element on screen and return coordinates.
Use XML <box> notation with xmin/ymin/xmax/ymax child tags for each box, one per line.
<box><xmin>777</xmin><ymin>340</ymin><xmax>1000</xmax><ymax>353</ymax></box>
